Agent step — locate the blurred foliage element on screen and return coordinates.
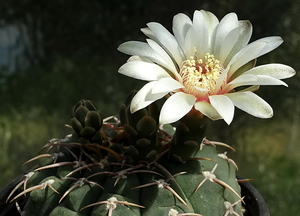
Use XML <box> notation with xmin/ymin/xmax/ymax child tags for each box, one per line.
<box><xmin>0</xmin><ymin>58</ymin><xmax>143</xmax><ymax>117</ymax></box>
<box><xmin>0</xmin><ymin>110</ymin><xmax>68</xmax><ymax>188</ymax></box>
<box><xmin>0</xmin><ymin>0</ymin><xmax>299</xmax><ymax>215</ymax></box>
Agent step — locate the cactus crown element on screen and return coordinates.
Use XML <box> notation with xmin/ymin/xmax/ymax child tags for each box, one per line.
<box><xmin>8</xmin><ymin>94</ymin><xmax>242</xmax><ymax>216</ymax></box>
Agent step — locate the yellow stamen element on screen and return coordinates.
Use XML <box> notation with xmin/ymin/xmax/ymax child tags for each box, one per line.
<box><xmin>179</xmin><ymin>53</ymin><xmax>223</xmax><ymax>97</ymax></box>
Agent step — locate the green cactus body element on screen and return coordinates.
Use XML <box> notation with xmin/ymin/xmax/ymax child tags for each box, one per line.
<box><xmin>10</xmin><ymin>98</ymin><xmax>242</xmax><ymax>216</ymax></box>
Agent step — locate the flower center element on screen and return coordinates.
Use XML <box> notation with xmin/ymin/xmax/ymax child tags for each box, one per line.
<box><xmin>179</xmin><ymin>53</ymin><xmax>223</xmax><ymax>97</ymax></box>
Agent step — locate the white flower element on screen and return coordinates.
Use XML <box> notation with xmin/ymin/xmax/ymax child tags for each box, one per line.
<box><xmin>118</xmin><ymin>10</ymin><xmax>295</xmax><ymax>125</ymax></box>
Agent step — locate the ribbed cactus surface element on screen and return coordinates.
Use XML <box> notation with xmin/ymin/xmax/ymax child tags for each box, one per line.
<box><xmin>7</xmin><ymin>97</ymin><xmax>242</xmax><ymax>216</ymax></box>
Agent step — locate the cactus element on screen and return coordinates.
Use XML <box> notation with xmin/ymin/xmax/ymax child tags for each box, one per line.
<box><xmin>5</xmin><ymin>9</ymin><xmax>295</xmax><ymax>216</ymax></box>
<box><xmin>7</xmin><ymin>96</ymin><xmax>243</xmax><ymax>216</ymax></box>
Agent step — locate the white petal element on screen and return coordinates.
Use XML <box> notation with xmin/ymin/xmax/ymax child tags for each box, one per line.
<box><xmin>194</xmin><ymin>87</ymin><xmax>210</xmax><ymax>100</ymax></box>
<box><xmin>141</xmin><ymin>27</ymin><xmax>156</xmax><ymax>41</ymax></box>
<box><xmin>192</xmin><ymin>10</ymin><xmax>209</xmax><ymax>57</ymax></box>
<box><xmin>226</xmin><ymin>91</ymin><xmax>273</xmax><ymax>119</ymax></box>
<box><xmin>172</xmin><ymin>13</ymin><xmax>192</xmax><ymax>51</ymax></box>
<box><xmin>228</xmin><ymin>36</ymin><xmax>283</xmax><ymax>76</ymax></box>
<box><xmin>200</xmin><ymin>11</ymin><xmax>219</xmax><ymax>36</ymax></box>
<box><xmin>126</xmin><ymin>55</ymin><xmax>152</xmax><ymax>63</ymax></box>
<box><xmin>213</xmin><ymin>66</ymin><xmax>230</xmax><ymax>94</ymax></box>
<box><xmin>152</xmin><ymin>77</ymin><xmax>184</xmax><ymax>94</ymax></box>
<box><xmin>243</xmin><ymin>63</ymin><xmax>296</xmax><ymax>79</ymax></box>
<box><xmin>118</xmin><ymin>41</ymin><xmax>175</xmax><ymax>72</ymax></box>
<box><xmin>195</xmin><ymin>86</ymin><xmax>209</xmax><ymax>92</ymax></box>
<box><xmin>213</xmin><ymin>19</ymin><xmax>251</xmax><ymax>93</ymax></box>
<box><xmin>184</xmin><ymin>27</ymin><xmax>197</xmax><ymax>58</ymax></box>
<box><xmin>130</xmin><ymin>81</ymin><xmax>166</xmax><ymax>113</ymax></box>
<box><xmin>147</xmin><ymin>22</ymin><xmax>185</xmax><ymax>65</ymax></box>
<box><xmin>225</xmin><ymin>74</ymin><xmax>259</xmax><ymax>91</ymax></box>
<box><xmin>254</xmin><ymin>75</ymin><xmax>288</xmax><ymax>86</ymax></box>
<box><xmin>227</xmin><ymin>41</ymin><xmax>266</xmax><ymax>75</ymax></box>
<box><xmin>254</xmin><ymin>36</ymin><xmax>283</xmax><ymax>55</ymax></box>
<box><xmin>194</xmin><ymin>101</ymin><xmax>222</xmax><ymax>120</ymax></box>
<box><xmin>219</xmin><ymin>27</ymin><xmax>240</xmax><ymax>63</ymax></box>
<box><xmin>226</xmin><ymin>74</ymin><xmax>288</xmax><ymax>92</ymax></box>
<box><xmin>228</xmin><ymin>59</ymin><xmax>256</xmax><ymax>81</ymax></box>
<box><xmin>223</xmin><ymin>20</ymin><xmax>253</xmax><ymax>67</ymax></box>
<box><xmin>118</xmin><ymin>61</ymin><xmax>170</xmax><ymax>81</ymax></box>
<box><xmin>213</xmin><ymin>13</ymin><xmax>239</xmax><ymax>60</ymax></box>
<box><xmin>237</xmin><ymin>20</ymin><xmax>253</xmax><ymax>46</ymax></box>
<box><xmin>209</xmin><ymin>95</ymin><xmax>235</xmax><ymax>124</ymax></box>
<box><xmin>146</xmin><ymin>39</ymin><xmax>179</xmax><ymax>76</ymax></box>
<box><xmin>118</xmin><ymin>41</ymin><xmax>152</xmax><ymax>56</ymax></box>
<box><xmin>239</xmin><ymin>85</ymin><xmax>260</xmax><ymax>92</ymax></box>
<box><xmin>159</xmin><ymin>92</ymin><xmax>196</xmax><ymax>124</ymax></box>
<box><xmin>200</xmin><ymin>10</ymin><xmax>219</xmax><ymax>53</ymax></box>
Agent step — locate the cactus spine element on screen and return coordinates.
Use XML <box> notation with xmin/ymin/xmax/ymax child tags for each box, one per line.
<box><xmin>7</xmin><ymin>95</ymin><xmax>243</xmax><ymax>216</ymax></box>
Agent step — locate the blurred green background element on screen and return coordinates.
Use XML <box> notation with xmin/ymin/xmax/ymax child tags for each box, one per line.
<box><xmin>0</xmin><ymin>0</ymin><xmax>299</xmax><ymax>215</ymax></box>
